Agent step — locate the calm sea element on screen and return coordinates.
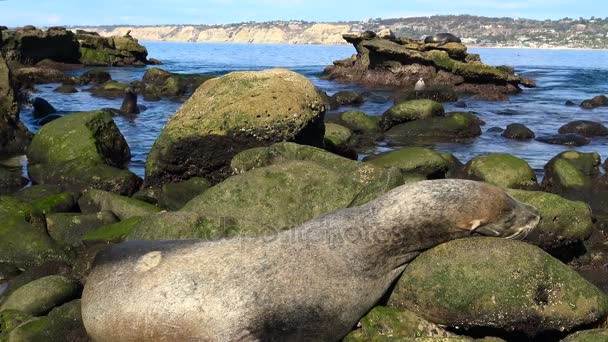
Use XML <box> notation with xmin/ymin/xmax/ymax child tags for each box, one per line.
<box><xmin>21</xmin><ymin>42</ymin><xmax>608</xmax><ymax>177</ymax></box>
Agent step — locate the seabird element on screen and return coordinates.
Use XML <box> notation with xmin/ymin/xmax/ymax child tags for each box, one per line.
<box><xmin>414</xmin><ymin>78</ymin><xmax>426</xmax><ymax>91</ymax></box>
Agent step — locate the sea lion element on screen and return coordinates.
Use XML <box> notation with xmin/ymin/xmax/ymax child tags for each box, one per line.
<box><xmin>82</xmin><ymin>179</ymin><xmax>540</xmax><ymax>342</ymax></box>
<box><xmin>120</xmin><ymin>88</ymin><xmax>140</xmax><ymax>114</ymax></box>
<box><xmin>424</xmin><ymin>33</ymin><xmax>462</xmax><ymax>46</ymax></box>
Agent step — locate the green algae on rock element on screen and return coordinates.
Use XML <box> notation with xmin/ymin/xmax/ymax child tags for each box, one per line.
<box><xmin>388</xmin><ymin>237</ymin><xmax>608</xmax><ymax>337</ymax></box>
<box><xmin>0</xmin><ymin>275</ymin><xmax>80</xmax><ymax>316</ymax></box>
<box><xmin>46</xmin><ymin>211</ymin><xmax>119</xmax><ymax>247</ymax></box>
<box><xmin>158</xmin><ymin>177</ymin><xmax>212</xmax><ymax>211</ymax></box>
<box><xmin>561</xmin><ymin>329</ymin><xmax>608</xmax><ymax>342</ymax></box>
<box><xmin>78</xmin><ymin>189</ymin><xmax>160</xmax><ymax>220</ymax></box>
<box><xmin>26</xmin><ymin>111</ymin><xmax>142</xmax><ymax>195</ymax></box>
<box><xmin>386</xmin><ymin>112</ymin><xmax>482</xmax><ymax>143</ymax></box>
<box><xmin>462</xmin><ymin>154</ymin><xmax>538</xmax><ymax>190</ymax></box>
<box><xmin>381</xmin><ymin>99</ymin><xmax>445</xmax><ymax>131</ymax></box>
<box><xmin>144</xmin><ymin>68</ymin><xmax>327</xmax><ymax>186</ymax></box>
<box><xmin>82</xmin><ymin>216</ymin><xmax>144</xmax><ymax>243</ymax></box>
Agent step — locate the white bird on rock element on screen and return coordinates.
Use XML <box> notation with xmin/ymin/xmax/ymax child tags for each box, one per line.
<box><xmin>414</xmin><ymin>78</ymin><xmax>426</xmax><ymax>91</ymax></box>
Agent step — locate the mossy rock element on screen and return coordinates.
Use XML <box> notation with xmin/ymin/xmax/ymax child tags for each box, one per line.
<box><xmin>46</xmin><ymin>211</ymin><xmax>119</xmax><ymax>247</ymax></box>
<box><xmin>330</xmin><ymin>90</ymin><xmax>364</xmax><ymax>107</ymax></box>
<box><xmin>386</xmin><ymin>112</ymin><xmax>481</xmax><ymax>143</ymax></box>
<box><xmin>541</xmin><ymin>151</ymin><xmax>599</xmax><ymax>196</ymax></box>
<box><xmin>0</xmin><ymin>275</ymin><xmax>80</xmax><ymax>316</ymax></box>
<box><xmin>0</xmin><ymin>165</ymin><xmax>27</xmax><ymax>194</ymax></box>
<box><xmin>81</xmin><ymin>216</ymin><xmax>144</xmax><ymax>243</ymax></box>
<box><xmin>508</xmin><ymin>189</ymin><xmax>593</xmax><ymax>250</ymax></box>
<box><xmin>87</xmin><ymin>81</ymin><xmax>130</xmax><ymax>98</ymax></box>
<box><xmin>337</xmin><ymin>110</ymin><xmax>380</xmax><ymax>133</ymax></box>
<box><xmin>30</xmin><ymin>193</ymin><xmax>76</xmax><ymax>215</ymax></box>
<box><xmin>4</xmin><ymin>300</ymin><xmax>87</xmax><ymax>342</ymax></box>
<box><xmin>502</xmin><ymin>123</ymin><xmax>535</xmax><ymax>140</ymax></box>
<box><xmin>343</xmin><ymin>306</ymin><xmax>454</xmax><ymax>341</ymax></box>
<box><xmin>144</xmin><ymin>68</ymin><xmax>326</xmax><ymax>186</ymax></box>
<box><xmin>463</xmin><ymin>154</ymin><xmax>538</xmax><ymax>190</ymax></box>
<box><xmin>388</xmin><ymin>237</ymin><xmax>608</xmax><ymax>337</ymax></box>
<box><xmin>78</xmin><ymin>189</ymin><xmax>160</xmax><ymax>220</ymax></box>
<box><xmin>158</xmin><ymin>177</ymin><xmax>212</xmax><ymax>211</ymax></box>
<box><xmin>381</xmin><ymin>99</ymin><xmax>445</xmax><ymax>131</ymax></box>
<box><xmin>78</xmin><ymin>70</ymin><xmax>112</xmax><ymax>85</ymax></box>
<box><xmin>0</xmin><ymin>212</ymin><xmax>66</xmax><ymax>268</ymax></box>
<box><xmin>561</xmin><ymin>329</ymin><xmax>608</xmax><ymax>342</ymax></box>
<box><xmin>78</xmin><ymin>47</ymin><xmax>113</xmax><ymax>66</ymax></box>
<box><xmin>142</xmin><ymin>67</ymin><xmax>172</xmax><ymax>85</ymax></box>
<box><xmin>324</xmin><ymin>123</ymin><xmax>357</xmax><ymax>160</ymax></box>
<box><xmin>365</xmin><ymin>147</ymin><xmax>450</xmax><ymax>179</ymax></box>
<box><xmin>13</xmin><ymin>185</ymin><xmax>65</xmax><ymax>203</ymax></box>
<box><xmin>26</xmin><ymin>111</ymin><xmax>141</xmax><ymax>196</ymax></box>
<box><xmin>0</xmin><ymin>309</ymin><xmax>32</xmax><ymax>340</ymax></box>
<box><xmin>131</xmin><ymin>145</ymin><xmax>395</xmax><ymax>240</ymax></box>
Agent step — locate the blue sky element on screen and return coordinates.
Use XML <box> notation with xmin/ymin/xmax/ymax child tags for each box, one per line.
<box><xmin>0</xmin><ymin>0</ymin><xmax>604</xmax><ymax>27</ymax></box>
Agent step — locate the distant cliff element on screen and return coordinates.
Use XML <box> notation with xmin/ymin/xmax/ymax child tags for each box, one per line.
<box><xmin>75</xmin><ymin>15</ymin><xmax>608</xmax><ymax>49</ymax></box>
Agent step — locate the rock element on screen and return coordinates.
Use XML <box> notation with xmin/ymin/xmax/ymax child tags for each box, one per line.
<box><xmin>157</xmin><ymin>177</ymin><xmax>212</xmax><ymax>211</ymax></box>
<box><xmin>0</xmin><ymin>54</ymin><xmax>32</xmax><ymax>157</ymax></box>
<box><xmin>393</xmin><ymin>87</ymin><xmax>459</xmax><ymax>103</ymax></box>
<box><xmin>386</xmin><ymin>112</ymin><xmax>482</xmax><ymax>143</ymax></box>
<box><xmin>129</xmin><ymin>143</ymin><xmax>398</xmax><ymax>240</ymax></box>
<box><xmin>0</xmin><ymin>309</ymin><xmax>32</xmax><ymax>340</ymax></box>
<box><xmin>148</xmin><ymin>58</ymin><xmax>162</xmax><ymax>65</ymax></box>
<box><xmin>343</xmin><ymin>306</ymin><xmax>455</xmax><ymax>341</ymax></box>
<box><xmin>35</xmin><ymin>59</ymin><xmax>83</xmax><ymax>71</ymax></box>
<box><xmin>0</xmin><ymin>28</ymin><xmax>80</xmax><ymax>65</ymax></box>
<box><xmin>78</xmin><ymin>189</ymin><xmax>160</xmax><ymax>220</ymax></box>
<box><xmin>365</xmin><ymin>147</ymin><xmax>450</xmax><ymax>179</ymax></box>
<box><xmin>487</xmin><ymin>127</ymin><xmax>504</xmax><ymax>133</ymax></box>
<box><xmin>536</xmin><ymin>133</ymin><xmax>591</xmax><ymax>146</ymax></box>
<box><xmin>32</xmin><ymin>97</ymin><xmax>57</xmax><ymax>118</ymax></box>
<box><xmin>381</xmin><ymin>99</ymin><xmax>445</xmax><ymax>131</ymax></box>
<box><xmin>82</xmin><ymin>216</ymin><xmax>144</xmax><ymax>243</ymax></box>
<box><xmin>120</xmin><ymin>88</ymin><xmax>139</xmax><ymax>114</ymax></box>
<box><xmin>580</xmin><ymin>95</ymin><xmax>608</xmax><ymax>109</ymax></box>
<box><xmin>558</xmin><ymin>120</ymin><xmax>608</xmax><ymax>137</ymax></box>
<box><xmin>46</xmin><ymin>211</ymin><xmax>119</xmax><ymax>247</ymax></box>
<box><xmin>27</xmin><ymin>111</ymin><xmax>142</xmax><ymax>196</ymax></box>
<box><xmin>462</xmin><ymin>154</ymin><xmax>538</xmax><ymax>190</ymax></box>
<box><xmin>324</xmin><ymin>123</ymin><xmax>357</xmax><ymax>160</ymax></box>
<box><xmin>323</xmin><ymin>33</ymin><xmax>534</xmax><ymax>98</ymax></box>
<box><xmin>144</xmin><ymin>68</ymin><xmax>326</xmax><ymax>186</ymax></box>
<box><xmin>13</xmin><ymin>185</ymin><xmax>64</xmax><ymax>202</ymax></box>
<box><xmin>507</xmin><ymin>189</ymin><xmax>593</xmax><ymax>251</ymax></box>
<box><xmin>561</xmin><ymin>329</ymin><xmax>608</xmax><ymax>342</ymax></box>
<box><xmin>330</xmin><ymin>90</ymin><xmax>364</xmax><ymax>108</ymax></box>
<box><xmin>29</xmin><ymin>192</ymin><xmax>77</xmax><ymax>215</ymax></box>
<box><xmin>502</xmin><ymin>123</ymin><xmax>535</xmax><ymax>140</ymax></box>
<box><xmin>377</xmin><ymin>28</ymin><xmax>395</xmax><ymax>40</ymax></box>
<box><xmin>142</xmin><ymin>67</ymin><xmax>171</xmax><ymax>85</ymax></box>
<box><xmin>4</xmin><ymin>300</ymin><xmax>88</xmax><ymax>342</ymax></box>
<box><xmin>0</xmin><ymin>275</ymin><xmax>80</xmax><ymax>316</ymax></box>
<box><xmin>76</xmin><ymin>32</ymin><xmax>148</xmax><ymax>66</ymax></box>
<box><xmin>78</xmin><ymin>69</ymin><xmax>111</xmax><ymax>85</ymax></box>
<box><xmin>334</xmin><ymin>110</ymin><xmax>380</xmax><ymax>133</ymax></box>
<box><xmin>0</xmin><ymin>165</ymin><xmax>28</xmax><ymax>194</ymax></box>
<box><xmin>53</xmin><ymin>84</ymin><xmax>78</xmax><ymax>93</ymax></box>
<box><xmin>87</xmin><ymin>80</ymin><xmax>132</xmax><ymax>98</ymax></box>
<box><xmin>388</xmin><ymin>237</ymin><xmax>608</xmax><ymax>337</ymax></box>
<box><xmin>12</xmin><ymin>67</ymin><xmax>69</xmax><ymax>86</ymax></box>
<box><xmin>541</xmin><ymin>151</ymin><xmax>600</xmax><ymax>197</ymax></box>
<box><xmin>565</xmin><ymin>100</ymin><xmax>576</xmax><ymax>106</ymax></box>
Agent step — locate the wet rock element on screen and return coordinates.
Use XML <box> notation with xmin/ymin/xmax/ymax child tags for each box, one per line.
<box><xmin>148</xmin><ymin>58</ymin><xmax>162</xmax><ymax>65</ymax></box>
<box><xmin>78</xmin><ymin>189</ymin><xmax>160</xmax><ymax>220</ymax></box>
<box><xmin>144</xmin><ymin>68</ymin><xmax>326</xmax><ymax>186</ymax></box>
<box><xmin>130</xmin><ymin>143</ymin><xmax>398</xmax><ymax>240</ymax></box>
<box><xmin>343</xmin><ymin>306</ymin><xmax>455</xmax><ymax>341</ymax></box>
<box><xmin>388</xmin><ymin>237</ymin><xmax>608</xmax><ymax>338</ymax></box>
<box><xmin>12</xmin><ymin>67</ymin><xmax>69</xmax><ymax>86</ymax></box>
<box><xmin>394</xmin><ymin>87</ymin><xmax>459</xmax><ymax>103</ymax></box>
<box><xmin>87</xmin><ymin>80</ymin><xmax>132</xmax><ymax>98</ymax></box>
<box><xmin>536</xmin><ymin>133</ymin><xmax>591</xmax><ymax>146</ymax></box>
<box><xmin>333</xmin><ymin>110</ymin><xmax>380</xmax><ymax>133</ymax></box>
<box><xmin>142</xmin><ymin>67</ymin><xmax>172</xmax><ymax>85</ymax></box>
<box><xmin>330</xmin><ymin>90</ymin><xmax>364</xmax><ymax>108</ymax></box>
<box><xmin>381</xmin><ymin>99</ymin><xmax>445</xmax><ymax>131</ymax></box>
<box><xmin>157</xmin><ymin>177</ymin><xmax>212</xmax><ymax>211</ymax></box>
<box><xmin>35</xmin><ymin>59</ymin><xmax>83</xmax><ymax>71</ymax></box>
<box><xmin>0</xmin><ymin>275</ymin><xmax>80</xmax><ymax>316</ymax></box>
<box><xmin>32</xmin><ymin>97</ymin><xmax>57</xmax><ymax>118</ymax></box>
<box><xmin>462</xmin><ymin>153</ymin><xmax>538</xmax><ymax>190</ymax></box>
<box><xmin>29</xmin><ymin>192</ymin><xmax>77</xmax><ymax>215</ymax></box>
<box><xmin>487</xmin><ymin>126</ymin><xmax>504</xmax><ymax>133</ymax></box>
<box><xmin>46</xmin><ymin>211</ymin><xmax>119</xmax><ymax>247</ymax></box>
<box><xmin>454</xmin><ymin>101</ymin><xmax>467</xmax><ymax>108</ymax></box>
<box><xmin>37</xmin><ymin>113</ymin><xmax>63</xmax><ymax>126</ymax></box>
<box><xmin>541</xmin><ymin>151</ymin><xmax>600</xmax><ymax>197</ymax></box>
<box><xmin>386</xmin><ymin>112</ymin><xmax>482</xmax><ymax>143</ymax></box>
<box><xmin>78</xmin><ymin>69</ymin><xmax>111</xmax><ymax>85</ymax></box>
<box><xmin>365</xmin><ymin>147</ymin><xmax>450</xmax><ymax>179</ymax></box>
<box><xmin>0</xmin><ymin>27</ymin><xmax>80</xmax><ymax>65</ymax></box>
<box><xmin>53</xmin><ymin>84</ymin><xmax>78</xmax><ymax>93</ymax></box>
<box><xmin>508</xmin><ymin>189</ymin><xmax>593</xmax><ymax>251</ymax></box>
<box><xmin>580</xmin><ymin>95</ymin><xmax>608</xmax><ymax>109</ymax></box>
<box><xmin>27</xmin><ymin>110</ymin><xmax>142</xmax><ymax>195</ymax></box>
<box><xmin>0</xmin><ymin>165</ymin><xmax>28</xmax><ymax>194</ymax></box>
<box><xmin>76</xmin><ymin>32</ymin><xmax>148</xmax><ymax>66</ymax></box>
<box><xmin>565</xmin><ymin>100</ymin><xmax>576</xmax><ymax>106</ymax></box>
<box><xmin>0</xmin><ymin>309</ymin><xmax>32</xmax><ymax>340</ymax></box>
<box><xmin>0</xmin><ymin>55</ymin><xmax>32</xmax><ymax>157</ymax></box>
<box><xmin>558</xmin><ymin>120</ymin><xmax>608</xmax><ymax>137</ymax></box>
<box><xmin>502</xmin><ymin>123</ymin><xmax>535</xmax><ymax>140</ymax></box>
<box><xmin>324</xmin><ymin>123</ymin><xmax>357</xmax><ymax>160</ymax></box>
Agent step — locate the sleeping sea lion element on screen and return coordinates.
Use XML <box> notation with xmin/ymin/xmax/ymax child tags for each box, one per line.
<box><xmin>82</xmin><ymin>179</ymin><xmax>539</xmax><ymax>342</ymax></box>
<box><xmin>424</xmin><ymin>33</ymin><xmax>462</xmax><ymax>46</ymax></box>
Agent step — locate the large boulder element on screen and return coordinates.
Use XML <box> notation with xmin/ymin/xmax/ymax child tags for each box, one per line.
<box><xmin>0</xmin><ymin>275</ymin><xmax>80</xmax><ymax>316</ymax></box>
<box><xmin>541</xmin><ymin>151</ymin><xmax>600</xmax><ymax>197</ymax></box>
<box><xmin>0</xmin><ymin>28</ymin><xmax>80</xmax><ymax>65</ymax></box>
<box><xmin>129</xmin><ymin>143</ymin><xmax>401</xmax><ymax>240</ymax></box>
<box><xmin>385</xmin><ymin>112</ymin><xmax>482</xmax><ymax>143</ymax></box>
<box><xmin>26</xmin><ymin>111</ymin><xmax>142</xmax><ymax>195</ymax></box>
<box><xmin>0</xmin><ymin>54</ymin><xmax>31</xmax><ymax>157</ymax></box>
<box><xmin>144</xmin><ymin>68</ymin><xmax>327</xmax><ymax>185</ymax></box>
<box><xmin>462</xmin><ymin>154</ymin><xmax>538</xmax><ymax>190</ymax></box>
<box><xmin>332</xmin><ymin>110</ymin><xmax>380</xmax><ymax>133</ymax></box>
<box><xmin>76</xmin><ymin>32</ymin><xmax>148</xmax><ymax>66</ymax></box>
<box><xmin>558</xmin><ymin>120</ymin><xmax>608</xmax><ymax>137</ymax></box>
<box><xmin>365</xmin><ymin>147</ymin><xmax>451</xmax><ymax>179</ymax></box>
<box><xmin>381</xmin><ymin>99</ymin><xmax>445</xmax><ymax>131</ymax></box>
<box><xmin>388</xmin><ymin>237</ymin><xmax>608</xmax><ymax>338</ymax></box>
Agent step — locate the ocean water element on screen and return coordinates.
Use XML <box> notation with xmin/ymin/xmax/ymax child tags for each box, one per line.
<box><xmin>20</xmin><ymin>42</ymin><xmax>608</xmax><ymax>177</ymax></box>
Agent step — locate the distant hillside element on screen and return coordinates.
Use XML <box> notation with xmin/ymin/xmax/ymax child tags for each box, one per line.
<box><xmin>75</xmin><ymin>15</ymin><xmax>608</xmax><ymax>49</ymax></box>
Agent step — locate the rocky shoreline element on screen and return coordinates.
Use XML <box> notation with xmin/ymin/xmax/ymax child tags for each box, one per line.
<box><xmin>1</xmin><ymin>27</ymin><xmax>608</xmax><ymax>341</ymax></box>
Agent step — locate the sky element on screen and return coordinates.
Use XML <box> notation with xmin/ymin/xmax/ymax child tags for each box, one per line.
<box><xmin>0</xmin><ymin>0</ymin><xmax>604</xmax><ymax>27</ymax></box>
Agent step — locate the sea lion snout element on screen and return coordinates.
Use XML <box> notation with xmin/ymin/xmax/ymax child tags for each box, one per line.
<box><xmin>469</xmin><ymin>196</ymin><xmax>540</xmax><ymax>240</ymax></box>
